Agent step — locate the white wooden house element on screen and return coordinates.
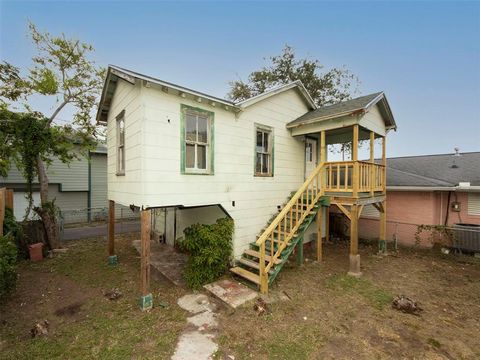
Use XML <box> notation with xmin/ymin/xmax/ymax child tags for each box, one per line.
<box><xmin>97</xmin><ymin>65</ymin><xmax>396</xmax><ymax>301</ymax></box>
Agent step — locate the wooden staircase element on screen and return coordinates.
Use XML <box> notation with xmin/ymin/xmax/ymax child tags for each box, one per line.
<box><xmin>230</xmin><ymin>161</ymin><xmax>329</xmax><ymax>294</ymax></box>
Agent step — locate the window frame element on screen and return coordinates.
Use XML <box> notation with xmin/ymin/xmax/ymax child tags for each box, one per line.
<box><xmin>254</xmin><ymin>124</ymin><xmax>274</xmax><ymax>177</ymax></box>
<box><xmin>180</xmin><ymin>104</ymin><xmax>214</xmax><ymax>175</ymax></box>
<box><xmin>116</xmin><ymin>110</ymin><xmax>126</xmax><ymax>176</ymax></box>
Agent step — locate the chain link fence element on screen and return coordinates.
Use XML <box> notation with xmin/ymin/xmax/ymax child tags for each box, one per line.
<box><xmin>358</xmin><ymin>217</ymin><xmax>480</xmax><ymax>252</ymax></box>
<box><xmin>57</xmin><ymin>206</ymin><xmax>140</xmax><ymax>241</ymax></box>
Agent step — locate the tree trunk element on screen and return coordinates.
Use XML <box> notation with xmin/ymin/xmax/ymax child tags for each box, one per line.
<box><xmin>34</xmin><ymin>156</ymin><xmax>60</xmax><ymax>249</ymax></box>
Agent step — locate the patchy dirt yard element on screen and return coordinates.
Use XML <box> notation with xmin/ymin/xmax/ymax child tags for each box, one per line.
<box><xmin>1</xmin><ymin>235</ymin><xmax>479</xmax><ymax>360</ymax></box>
<box><xmin>216</xmin><ymin>242</ymin><xmax>480</xmax><ymax>360</ymax></box>
<box><xmin>0</xmin><ymin>233</ymin><xmax>188</xmax><ymax>359</ymax></box>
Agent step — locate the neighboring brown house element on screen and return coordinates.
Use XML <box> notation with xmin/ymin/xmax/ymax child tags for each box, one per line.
<box><xmin>359</xmin><ymin>151</ymin><xmax>480</xmax><ymax>247</ymax></box>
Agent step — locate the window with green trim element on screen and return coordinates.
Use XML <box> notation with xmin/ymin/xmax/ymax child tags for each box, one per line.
<box><xmin>255</xmin><ymin>124</ymin><xmax>273</xmax><ymax>176</ymax></box>
<box><xmin>181</xmin><ymin>105</ymin><xmax>214</xmax><ymax>174</ymax></box>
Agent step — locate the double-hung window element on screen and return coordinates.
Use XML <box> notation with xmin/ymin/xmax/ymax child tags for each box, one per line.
<box><xmin>255</xmin><ymin>125</ymin><xmax>273</xmax><ymax>176</ymax></box>
<box><xmin>182</xmin><ymin>105</ymin><xmax>214</xmax><ymax>174</ymax></box>
<box><xmin>116</xmin><ymin>111</ymin><xmax>125</xmax><ymax>175</ymax></box>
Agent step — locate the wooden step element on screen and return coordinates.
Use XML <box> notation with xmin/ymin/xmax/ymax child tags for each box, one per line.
<box><xmin>230</xmin><ymin>266</ymin><xmax>260</xmax><ymax>285</ymax></box>
<box><xmin>238</xmin><ymin>258</ymin><xmax>276</xmax><ymax>273</ymax></box>
<box><xmin>244</xmin><ymin>249</ymin><xmax>283</xmax><ymax>264</ymax></box>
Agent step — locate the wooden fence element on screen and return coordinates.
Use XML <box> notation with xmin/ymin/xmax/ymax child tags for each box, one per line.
<box><xmin>0</xmin><ymin>188</ymin><xmax>14</xmax><ymax>236</ymax></box>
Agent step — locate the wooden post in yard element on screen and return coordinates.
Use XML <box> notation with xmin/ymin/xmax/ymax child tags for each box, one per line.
<box><xmin>140</xmin><ymin>208</ymin><xmax>153</xmax><ymax>311</ymax></box>
<box><xmin>0</xmin><ymin>188</ymin><xmax>5</xmax><ymax>237</ymax></box>
<box><xmin>108</xmin><ymin>200</ymin><xmax>118</xmax><ymax>265</ymax></box>
<box><xmin>348</xmin><ymin>204</ymin><xmax>361</xmax><ymax>276</ymax></box>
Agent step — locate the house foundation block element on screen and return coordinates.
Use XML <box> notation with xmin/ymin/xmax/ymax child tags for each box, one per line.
<box><xmin>108</xmin><ymin>255</ymin><xmax>118</xmax><ymax>266</ymax></box>
<box><xmin>140</xmin><ymin>293</ymin><xmax>153</xmax><ymax>311</ymax></box>
<box><xmin>347</xmin><ymin>254</ymin><xmax>362</xmax><ymax>277</ymax></box>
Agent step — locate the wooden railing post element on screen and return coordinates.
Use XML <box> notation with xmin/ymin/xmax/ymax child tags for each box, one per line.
<box><xmin>259</xmin><ymin>242</ymin><xmax>268</xmax><ymax>294</ymax></box>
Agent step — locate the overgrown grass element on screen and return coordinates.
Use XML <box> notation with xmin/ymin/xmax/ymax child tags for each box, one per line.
<box><xmin>325</xmin><ymin>274</ymin><xmax>393</xmax><ymax>310</ymax></box>
<box><xmin>0</xmin><ymin>234</ymin><xmax>187</xmax><ymax>360</ymax></box>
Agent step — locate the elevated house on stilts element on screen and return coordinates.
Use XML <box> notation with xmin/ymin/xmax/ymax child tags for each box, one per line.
<box><xmin>96</xmin><ymin>65</ymin><xmax>396</xmax><ymax>308</ymax></box>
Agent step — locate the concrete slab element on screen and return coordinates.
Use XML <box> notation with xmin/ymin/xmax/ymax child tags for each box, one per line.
<box><xmin>187</xmin><ymin>311</ymin><xmax>217</xmax><ymax>331</ymax></box>
<box><xmin>174</xmin><ymin>293</ymin><xmax>219</xmax><ymax>360</ymax></box>
<box><xmin>132</xmin><ymin>240</ymin><xmax>187</xmax><ymax>287</ymax></box>
<box><xmin>204</xmin><ymin>279</ymin><xmax>258</xmax><ymax>309</ymax></box>
<box><xmin>171</xmin><ymin>330</ymin><xmax>218</xmax><ymax>360</ymax></box>
<box><xmin>177</xmin><ymin>293</ymin><xmax>216</xmax><ymax>314</ymax></box>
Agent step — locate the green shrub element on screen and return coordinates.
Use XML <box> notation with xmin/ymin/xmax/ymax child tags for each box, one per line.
<box><xmin>3</xmin><ymin>208</ymin><xmax>24</xmax><ymax>255</ymax></box>
<box><xmin>180</xmin><ymin>218</ymin><xmax>234</xmax><ymax>289</ymax></box>
<box><xmin>0</xmin><ymin>234</ymin><xmax>18</xmax><ymax>301</ymax></box>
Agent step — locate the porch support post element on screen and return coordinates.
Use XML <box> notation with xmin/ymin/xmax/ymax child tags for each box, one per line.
<box><xmin>140</xmin><ymin>208</ymin><xmax>153</xmax><ymax>311</ymax></box>
<box><xmin>108</xmin><ymin>200</ymin><xmax>117</xmax><ymax>265</ymax></box>
<box><xmin>382</xmin><ymin>136</ymin><xmax>387</xmax><ymax>194</ymax></box>
<box><xmin>370</xmin><ymin>131</ymin><xmax>375</xmax><ymax>196</ymax></box>
<box><xmin>348</xmin><ymin>204</ymin><xmax>361</xmax><ymax>276</ymax></box>
<box><xmin>325</xmin><ymin>206</ymin><xmax>330</xmax><ymax>243</ymax></box>
<box><xmin>296</xmin><ymin>235</ymin><xmax>304</xmax><ymax>266</ymax></box>
<box><xmin>316</xmin><ymin>207</ymin><xmax>323</xmax><ymax>262</ymax></box>
<box><xmin>352</xmin><ymin>125</ymin><xmax>359</xmax><ymax>198</ymax></box>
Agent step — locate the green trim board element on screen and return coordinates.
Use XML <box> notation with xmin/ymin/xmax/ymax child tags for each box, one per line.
<box><xmin>180</xmin><ymin>104</ymin><xmax>215</xmax><ymax>175</ymax></box>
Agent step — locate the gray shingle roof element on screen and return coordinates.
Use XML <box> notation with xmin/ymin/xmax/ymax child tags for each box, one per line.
<box><xmin>287</xmin><ymin>92</ymin><xmax>395</xmax><ymax>128</ymax></box>
<box><xmin>385</xmin><ymin>152</ymin><xmax>480</xmax><ymax>187</ymax></box>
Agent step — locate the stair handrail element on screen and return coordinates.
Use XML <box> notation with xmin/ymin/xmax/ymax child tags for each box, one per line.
<box><xmin>255</xmin><ymin>160</ymin><xmax>325</xmax><ymax>247</ymax></box>
<box><xmin>256</xmin><ymin>161</ymin><xmax>326</xmax><ymax>293</ymax></box>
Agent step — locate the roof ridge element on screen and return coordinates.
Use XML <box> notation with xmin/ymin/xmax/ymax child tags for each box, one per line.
<box><xmin>387</xmin><ymin>151</ymin><xmax>480</xmax><ymax>159</ymax></box>
<box><xmin>387</xmin><ymin>166</ymin><xmax>454</xmax><ymax>186</ymax></box>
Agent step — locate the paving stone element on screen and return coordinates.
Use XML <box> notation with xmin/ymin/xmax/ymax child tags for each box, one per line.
<box><xmin>204</xmin><ymin>279</ymin><xmax>258</xmax><ymax>309</ymax></box>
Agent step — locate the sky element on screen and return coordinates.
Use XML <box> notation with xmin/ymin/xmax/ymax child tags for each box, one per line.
<box><xmin>0</xmin><ymin>0</ymin><xmax>479</xmax><ymax>158</ymax></box>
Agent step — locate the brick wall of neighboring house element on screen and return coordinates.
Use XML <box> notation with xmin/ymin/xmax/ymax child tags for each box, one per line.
<box><xmin>358</xmin><ymin>190</ymin><xmax>480</xmax><ymax>247</ymax></box>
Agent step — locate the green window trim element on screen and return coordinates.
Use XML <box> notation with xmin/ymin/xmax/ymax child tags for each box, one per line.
<box><xmin>180</xmin><ymin>104</ymin><xmax>215</xmax><ymax>175</ymax></box>
<box><xmin>254</xmin><ymin>123</ymin><xmax>274</xmax><ymax>177</ymax></box>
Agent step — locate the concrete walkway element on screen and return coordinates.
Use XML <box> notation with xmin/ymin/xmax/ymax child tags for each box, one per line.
<box><xmin>172</xmin><ymin>293</ymin><xmax>219</xmax><ymax>360</ymax></box>
<box><xmin>62</xmin><ymin>221</ymin><xmax>140</xmax><ymax>241</ymax></box>
<box><xmin>132</xmin><ymin>240</ymin><xmax>188</xmax><ymax>287</ymax></box>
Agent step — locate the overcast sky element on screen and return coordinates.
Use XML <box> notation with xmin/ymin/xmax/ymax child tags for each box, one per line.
<box><xmin>1</xmin><ymin>0</ymin><xmax>479</xmax><ymax>158</ymax></box>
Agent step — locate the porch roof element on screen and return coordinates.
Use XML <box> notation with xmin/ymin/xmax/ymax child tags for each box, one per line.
<box><xmin>286</xmin><ymin>92</ymin><xmax>396</xmax><ymax>131</ymax></box>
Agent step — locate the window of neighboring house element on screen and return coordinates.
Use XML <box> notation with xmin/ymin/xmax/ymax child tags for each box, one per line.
<box><xmin>116</xmin><ymin>112</ymin><xmax>125</xmax><ymax>175</ymax></box>
<box><xmin>255</xmin><ymin>125</ymin><xmax>273</xmax><ymax>176</ymax></box>
<box><xmin>467</xmin><ymin>193</ymin><xmax>480</xmax><ymax>215</ymax></box>
<box><xmin>182</xmin><ymin>105</ymin><xmax>214</xmax><ymax>174</ymax></box>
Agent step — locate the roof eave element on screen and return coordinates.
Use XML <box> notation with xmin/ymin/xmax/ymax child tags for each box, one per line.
<box><xmin>286</xmin><ymin>108</ymin><xmax>363</xmax><ymax>129</ymax></box>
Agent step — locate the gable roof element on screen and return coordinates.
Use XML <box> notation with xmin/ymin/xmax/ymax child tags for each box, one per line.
<box><xmin>96</xmin><ymin>65</ymin><xmax>316</xmax><ymax>124</ymax></box>
<box><xmin>236</xmin><ymin>81</ymin><xmax>316</xmax><ymax>110</ymax></box>
<box><xmin>287</xmin><ymin>92</ymin><xmax>396</xmax><ymax>130</ymax></box>
<box><xmin>385</xmin><ymin>152</ymin><xmax>480</xmax><ymax>188</ymax></box>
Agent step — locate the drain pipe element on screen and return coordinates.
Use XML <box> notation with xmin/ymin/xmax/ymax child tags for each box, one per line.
<box><xmin>444</xmin><ymin>191</ymin><xmax>452</xmax><ymax>226</ymax></box>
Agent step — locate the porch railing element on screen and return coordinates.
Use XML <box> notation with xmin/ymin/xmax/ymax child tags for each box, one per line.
<box><xmin>324</xmin><ymin>160</ymin><xmax>385</xmax><ymax>195</ymax></box>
